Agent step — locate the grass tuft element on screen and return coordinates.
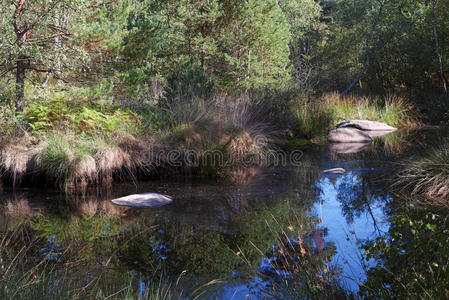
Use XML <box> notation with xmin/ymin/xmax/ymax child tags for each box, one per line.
<box><xmin>397</xmin><ymin>142</ymin><xmax>449</xmax><ymax>201</ymax></box>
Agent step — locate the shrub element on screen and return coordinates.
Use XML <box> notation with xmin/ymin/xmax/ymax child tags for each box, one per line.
<box><xmin>24</xmin><ymin>97</ymin><xmax>142</xmax><ymax>136</ymax></box>
<box><xmin>360</xmin><ymin>207</ymin><xmax>449</xmax><ymax>298</ymax></box>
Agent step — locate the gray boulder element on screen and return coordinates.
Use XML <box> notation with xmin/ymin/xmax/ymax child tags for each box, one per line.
<box><xmin>328</xmin><ymin>128</ymin><xmax>373</xmax><ymax>143</ymax></box>
<box><xmin>111</xmin><ymin>193</ymin><xmax>173</xmax><ymax>208</ymax></box>
<box><xmin>338</xmin><ymin>120</ymin><xmax>397</xmax><ymax>131</ymax></box>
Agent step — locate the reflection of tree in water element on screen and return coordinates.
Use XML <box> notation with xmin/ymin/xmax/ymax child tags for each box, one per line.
<box><xmin>253</xmin><ymin>218</ymin><xmax>343</xmax><ymax>299</ymax></box>
<box><xmin>319</xmin><ymin>172</ymin><xmax>391</xmax><ymax>232</ymax></box>
<box><xmin>1</xmin><ymin>191</ymin><xmax>342</xmax><ymax>299</ymax></box>
<box><xmin>115</xmin><ymin>199</ymin><xmax>303</xmax><ymax>276</ymax></box>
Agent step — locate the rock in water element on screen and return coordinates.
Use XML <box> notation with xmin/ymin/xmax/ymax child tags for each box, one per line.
<box><xmin>338</xmin><ymin>120</ymin><xmax>397</xmax><ymax>131</ymax></box>
<box><xmin>329</xmin><ymin>142</ymin><xmax>371</xmax><ymax>154</ymax></box>
<box><xmin>328</xmin><ymin>128</ymin><xmax>373</xmax><ymax>143</ymax></box>
<box><xmin>111</xmin><ymin>193</ymin><xmax>173</xmax><ymax>208</ymax></box>
<box><xmin>323</xmin><ymin>168</ymin><xmax>346</xmax><ymax>174</ymax></box>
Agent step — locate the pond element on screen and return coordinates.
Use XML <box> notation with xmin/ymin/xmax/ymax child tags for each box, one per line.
<box><xmin>0</xmin><ymin>128</ymin><xmax>447</xmax><ymax>299</ymax></box>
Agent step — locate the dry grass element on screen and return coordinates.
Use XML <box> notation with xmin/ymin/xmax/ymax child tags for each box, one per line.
<box><xmin>0</xmin><ymin>137</ymin><xmax>40</xmax><ymax>187</ymax></box>
<box><xmin>0</xmin><ymin>132</ymin><xmax>158</xmax><ymax>189</ymax></box>
<box><xmin>396</xmin><ymin>142</ymin><xmax>449</xmax><ymax>201</ymax></box>
<box><xmin>160</xmin><ymin>97</ymin><xmax>278</xmax><ymax>174</ymax></box>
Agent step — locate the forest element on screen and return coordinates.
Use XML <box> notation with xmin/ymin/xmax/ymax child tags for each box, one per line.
<box><xmin>0</xmin><ymin>0</ymin><xmax>448</xmax><ymax>299</ymax></box>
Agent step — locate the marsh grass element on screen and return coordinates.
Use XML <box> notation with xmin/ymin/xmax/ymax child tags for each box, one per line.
<box><xmin>0</xmin><ymin>97</ymin><xmax>278</xmax><ymax>189</ymax></box>
<box><xmin>294</xmin><ymin>101</ymin><xmax>333</xmax><ymax>139</ymax></box>
<box><xmin>159</xmin><ymin>97</ymin><xmax>278</xmax><ymax>176</ymax></box>
<box><xmin>293</xmin><ymin>93</ymin><xmax>418</xmax><ymax>139</ymax></box>
<box><xmin>0</xmin><ymin>92</ymin><xmax>417</xmax><ymax>189</ymax></box>
<box><xmin>396</xmin><ymin>142</ymin><xmax>449</xmax><ymax>201</ymax></box>
<box><xmin>0</xmin><ymin>131</ymin><xmax>158</xmax><ymax>190</ymax></box>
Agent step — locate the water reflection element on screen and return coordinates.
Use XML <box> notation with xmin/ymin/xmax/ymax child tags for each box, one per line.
<box><xmin>315</xmin><ymin>171</ymin><xmax>390</xmax><ymax>291</ymax></box>
<box><xmin>1</xmin><ymin>129</ymin><xmax>446</xmax><ymax>298</ymax></box>
<box><xmin>329</xmin><ymin>142</ymin><xmax>371</xmax><ymax>154</ymax></box>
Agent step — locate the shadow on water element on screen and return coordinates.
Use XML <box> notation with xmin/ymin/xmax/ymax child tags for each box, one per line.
<box><xmin>0</xmin><ymin>128</ymin><xmax>448</xmax><ymax>298</ymax></box>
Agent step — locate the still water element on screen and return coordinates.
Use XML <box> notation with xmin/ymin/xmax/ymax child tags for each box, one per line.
<box><xmin>0</xmin><ymin>128</ymin><xmax>445</xmax><ymax>298</ymax></box>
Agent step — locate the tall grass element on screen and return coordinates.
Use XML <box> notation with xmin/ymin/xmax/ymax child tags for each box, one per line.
<box><xmin>0</xmin><ymin>96</ymin><xmax>279</xmax><ymax>189</ymax></box>
<box><xmin>294</xmin><ymin>101</ymin><xmax>333</xmax><ymax>139</ymax></box>
<box><xmin>293</xmin><ymin>93</ymin><xmax>417</xmax><ymax>139</ymax></box>
<box><xmin>397</xmin><ymin>142</ymin><xmax>449</xmax><ymax>201</ymax></box>
<box><xmin>159</xmin><ymin>97</ymin><xmax>279</xmax><ymax>175</ymax></box>
<box><xmin>0</xmin><ymin>91</ymin><xmax>418</xmax><ymax>189</ymax></box>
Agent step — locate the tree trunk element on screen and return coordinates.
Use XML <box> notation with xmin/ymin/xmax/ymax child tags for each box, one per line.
<box><xmin>341</xmin><ymin>0</ymin><xmax>385</xmax><ymax>95</ymax></box>
<box><xmin>432</xmin><ymin>0</ymin><xmax>448</xmax><ymax>99</ymax></box>
<box><xmin>16</xmin><ymin>55</ymin><xmax>26</xmax><ymax>112</ymax></box>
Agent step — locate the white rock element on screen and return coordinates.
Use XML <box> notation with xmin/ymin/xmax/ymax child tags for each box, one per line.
<box><xmin>329</xmin><ymin>142</ymin><xmax>371</xmax><ymax>154</ymax></box>
<box><xmin>338</xmin><ymin>120</ymin><xmax>397</xmax><ymax>131</ymax></box>
<box><xmin>111</xmin><ymin>193</ymin><xmax>173</xmax><ymax>208</ymax></box>
<box><xmin>328</xmin><ymin>128</ymin><xmax>373</xmax><ymax>143</ymax></box>
<box><xmin>323</xmin><ymin>168</ymin><xmax>346</xmax><ymax>174</ymax></box>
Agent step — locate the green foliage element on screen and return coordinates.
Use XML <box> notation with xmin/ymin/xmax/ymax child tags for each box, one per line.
<box><xmin>360</xmin><ymin>206</ymin><xmax>449</xmax><ymax>298</ymax></box>
<box><xmin>24</xmin><ymin>97</ymin><xmax>142</xmax><ymax>135</ymax></box>
<box><xmin>121</xmin><ymin>0</ymin><xmax>292</xmax><ymax>97</ymax></box>
<box><xmin>0</xmin><ymin>102</ymin><xmax>24</xmax><ymax>137</ymax></box>
<box><xmin>320</xmin><ymin>0</ymin><xmax>449</xmax><ymax>92</ymax></box>
<box><xmin>278</xmin><ymin>0</ymin><xmax>322</xmax><ymax>89</ymax></box>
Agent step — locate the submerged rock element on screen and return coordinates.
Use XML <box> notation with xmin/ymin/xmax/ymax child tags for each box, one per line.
<box><xmin>323</xmin><ymin>168</ymin><xmax>346</xmax><ymax>174</ymax></box>
<box><xmin>329</xmin><ymin>142</ymin><xmax>371</xmax><ymax>154</ymax></box>
<box><xmin>328</xmin><ymin>128</ymin><xmax>373</xmax><ymax>143</ymax></box>
<box><xmin>111</xmin><ymin>193</ymin><xmax>173</xmax><ymax>208</ymax></box>
<box><xmin>338</xmin><ymin>120</ymin><xmax>397</xmax><ymax>131</ymax></box>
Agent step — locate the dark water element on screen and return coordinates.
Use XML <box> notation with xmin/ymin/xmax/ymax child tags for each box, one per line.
<box><xmin>0</xmin><ymin>128</ymin><xmax>446</xmax><ymax>298</ymax></box>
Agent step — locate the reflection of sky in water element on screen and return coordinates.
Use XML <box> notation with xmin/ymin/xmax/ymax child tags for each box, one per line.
<box><xmin>219</xmin><ymin>170</ymin><xmax>392</xmax><ymax>298</ymax></box>
<box><xmin>313</xmin><ymin>171</ymin><xmax>390</xmax><ymax>292</ymax></box>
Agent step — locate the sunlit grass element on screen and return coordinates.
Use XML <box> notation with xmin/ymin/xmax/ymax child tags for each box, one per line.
<box><xmin>397</xmin><ymin>142</ymin><xmax>449</xmax><ymax>202</ymax></box>
<box><xmin>293</xmin><ymin>93</ymin><xmax>418</xmax><ymax>139</ymax></box>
